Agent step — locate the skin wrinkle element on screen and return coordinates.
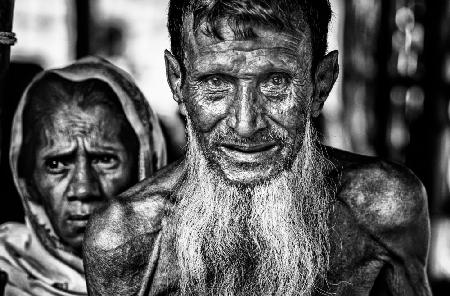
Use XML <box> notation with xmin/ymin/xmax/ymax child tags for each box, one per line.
<box><xmin>32</xmin><ymin>103</ymin><xmax>137</xmax><ymax>257</ymax></box>
<box><xmin>185</xmin><ymin>37</ymin><xmax>312</xmax><ymax>134</ymax></box>
<box><xmin>188</xmin><ymin>39</ymin><xmax>309</xmax><ymax>75</ymax></box>
<box><xmin>172</xmin><ymin>115</ymin><xmax>332</xmax><ymax>295</ymax></box>
<box><xmin>189</xmin><ymin>50</ymin><xmax>300</xmax><ymax>80</ymax></box>
<box><xmin>164</xmin><ymin>12</ymin><xmax>337</xmax><ymax>294</ymax></box>
<box><xmin>184</xmin><ymin>39</ymin><xmax>311</xmax><ymax>124</ymax></box>
<box><xmin>186</xmin><ymin>17</ymin><xmax>311</xmax><ymax>71</ymax></box>
<box><xmin>82</xmin><ymin>2</ymin><xmax>432</xmax><ymax>295</ymax></box>
<box><xmin>182</xmin><ymin>24</ymin><xmax>314</xmax><ymax>184</ymax></box>
<box><xmin>38</xmin><ymin>108</ymin><xmax>127</xmax><ymax>160</ymax></box>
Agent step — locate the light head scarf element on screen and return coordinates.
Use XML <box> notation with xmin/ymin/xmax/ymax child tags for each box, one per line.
<box><xmin>0</xmin><ymin>56</ymin><xmax>167</xmax><ymax>295</ymax></box>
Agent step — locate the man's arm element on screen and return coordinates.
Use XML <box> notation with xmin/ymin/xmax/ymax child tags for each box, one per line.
<box><xmin>83</xmin><ymin>161</ymin><xmax>184</xmax><ymax>295</ymax></box>
<box><xmin>340</xmin><ymin>159</ymin><xmax>432</xmax><ymax>295</ymax></box>
<box><xmin>375</xmin><ymin>173</ymin><xmax>431</xmax><ymax>296</ymax></box>
<box><xmin>83</xmin><ymin>195</ymin><xmax>167</xmax><ymax>295</ymax></box>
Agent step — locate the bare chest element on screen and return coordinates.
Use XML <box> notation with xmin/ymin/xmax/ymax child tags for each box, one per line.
<box><xmin>322</xmin><ymin>202</ymin><xmax>388</xmax><ymax>296</ymax></box>
<box><xmin>148</xmin><ymin>203</ymin><xmax>388</xmax><ymax>296</ymax></box>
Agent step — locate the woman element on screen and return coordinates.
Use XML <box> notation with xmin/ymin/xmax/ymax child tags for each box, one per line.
<box><xmin>0</xmin><ymin>56</ymin><xmax>166</xmax><ymax>295</ymax></box>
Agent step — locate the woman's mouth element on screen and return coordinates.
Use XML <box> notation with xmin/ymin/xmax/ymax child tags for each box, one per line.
<box><xmin>67</xmin><ymin>213</ymin><xmax>91</xmax><ymax>227</ymax></box>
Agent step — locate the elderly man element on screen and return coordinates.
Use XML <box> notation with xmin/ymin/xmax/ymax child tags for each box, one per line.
<box><xmin>84</xmin><ymin>1</ymin><xmax>432</xmax><ymax>295</ymax></box>
<box><xmin>0</xmin><ymin>57</ymin><xmax>166</xmax><ymax>295</ymax></box>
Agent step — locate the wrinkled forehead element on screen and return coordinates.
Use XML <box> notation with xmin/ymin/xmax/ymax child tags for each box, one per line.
<box><xmin>42</xmin><ymin>103</ymin><xmax>124</xmax><ymax>140</ymax></box>
<box><xmin>182</xmin><ymin>13</ymin><xmax>313</xmax><ymax>66</ymax></box>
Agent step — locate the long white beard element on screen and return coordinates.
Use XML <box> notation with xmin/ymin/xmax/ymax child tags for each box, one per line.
<box><xmin>172</xmin><ymin>117</ymin><xmax>334</xmax><ymax>296</ymax></box>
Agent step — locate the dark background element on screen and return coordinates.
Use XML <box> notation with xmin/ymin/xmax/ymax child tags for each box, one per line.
<box><xmin>1</xmin><ymin>0</ymin><xmax>450</xmax><ymax>294</ymax></box>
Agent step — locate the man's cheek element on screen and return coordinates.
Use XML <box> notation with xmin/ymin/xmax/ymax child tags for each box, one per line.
<box><xmin>185</xmin><ymin>95</ymin><xmax>230</xmax><ymax>133</ymax></box>
<box><xmin>267</xmin><ymin>102</ymin><xmax>306</xmax><ymax>132</ymax></box>
<box><xmin>292</xmin><ymin>81</ymin><xmax>312</xmax><ymax>110</ymax></box>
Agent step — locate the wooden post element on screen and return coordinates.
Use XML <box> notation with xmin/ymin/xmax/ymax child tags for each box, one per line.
<box><xmin>0</xmin><ymin>0</ymin><xmax>15</xmax><ymax>164</ymax></box>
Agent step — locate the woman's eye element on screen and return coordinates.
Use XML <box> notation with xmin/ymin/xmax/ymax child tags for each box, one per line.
<box><xmin>45</xmin><ymin>159</ymin><xmax>68</xmax><ymax>174</ymax></box>
<box><xmin>93</xmin><ymin>156</ymin><xmax>112</xmax><ymax>164</ymax></box>
<box><xmin>92</xmin><ymin>155</ymin><xmax>119</xmax><ymax>169</ymax></box>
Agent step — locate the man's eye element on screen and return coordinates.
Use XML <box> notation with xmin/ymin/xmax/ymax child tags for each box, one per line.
<box><xmin>92</xmin><ymin>155</ymin><xmax>119</xmax><ymax>169</ymax></box>
<box><xmin>260</xmin><ymin>73</ymin><xmax>291</xmax><ymax>92</ymax></box>
<box><xmin>45</xmin><ymin>159</ymin><xmax>69</xmax><ymax>173</ymax></box>
<box><xmin>203</xmin><ymin>75</ymin><xmax>232</xmax><ymax>90</ymax></box>
<box><xmin>271</xmin><ymin>74</ymin><xmax>286</xmax><ymax>85</ymax></box>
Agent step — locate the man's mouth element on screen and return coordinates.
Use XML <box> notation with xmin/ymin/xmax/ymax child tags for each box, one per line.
<box><xmin>219</xmin><ymin>142</ymin><xmax>278</xmax><ymax>162</ymax></box>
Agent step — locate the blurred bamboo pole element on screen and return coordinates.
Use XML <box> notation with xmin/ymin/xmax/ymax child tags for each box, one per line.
<box><xmin>0</xmin><ymin>0</ymin><xmax>15</xmax><ymax>165</ymax></box>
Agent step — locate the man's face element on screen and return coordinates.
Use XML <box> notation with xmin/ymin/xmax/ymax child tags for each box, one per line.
<box><xmin>181</xmin><ymin>21</ymin><xmax>314</xmax><ymax>183</ymax></box>
<box><xmin>168</xmin><ymin>12</ymin><xmax>339</xmax><ymax>295</ymax></box>
<box><xmin>32</xmin><ymin>103</ymin><xmax>137</xmax><ymax>255</ymax></box>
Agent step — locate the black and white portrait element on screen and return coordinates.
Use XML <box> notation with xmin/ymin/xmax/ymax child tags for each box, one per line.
<box><xmin>0</xmin><ymin>1</ymin><xmax>449</xmax><ymax>295</ymax></box>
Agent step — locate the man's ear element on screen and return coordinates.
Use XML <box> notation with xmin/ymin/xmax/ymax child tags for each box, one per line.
<box><xmin>164</xmin><ymin>50</ymin><xmax>187</xmax><ymax>116</ymax></box>
<box><xmin>311</xmin><ymin>50</ymin><xmax>339</xmax><ymax>117</ymax></box>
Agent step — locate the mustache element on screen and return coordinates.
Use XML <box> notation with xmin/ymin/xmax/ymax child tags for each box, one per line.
<box><xmin>207</xmin><ymin>126</ymin><xmax>290</xmax><ymax>146</ymax></box>
<box><xmin>174</xmin><ymin>118</ymin><xmax>332</xmax><ymax>295</ymax></box>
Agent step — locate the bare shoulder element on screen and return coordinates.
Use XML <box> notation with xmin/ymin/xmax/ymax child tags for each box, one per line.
<box><xmin>84</xmin><ymin>160</ymin><xmax>185</xmax><ymax>252</ymax></box>
<box><xmin>327</xmin><ymin>147</ymin><xmax>428</xmax><ymax>235</ymax></box>
<box><xmin>83</xmin><ymin>161</ymin><xmax>186</xmax><ymax>294</ymax></box>
<box><xmin>326</xmin><ymin>148</ymin><xmax>432</xmax><ymax>294</ymax></box>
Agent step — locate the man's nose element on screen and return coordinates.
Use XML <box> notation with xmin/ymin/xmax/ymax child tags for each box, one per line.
<box><xmin>227</xmin><ymin>84</ymin><xmax>267</xmax><ymax>138</ymax></box>
<box><xmin>67</xmin><ymin>158</ymin><xmax>101</xmax><ymax>201</ymax></box>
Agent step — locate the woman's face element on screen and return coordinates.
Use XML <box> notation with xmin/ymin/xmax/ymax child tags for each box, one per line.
<box><xmin>32</xmin><ymin>103</ymin><xmax>138</xmax><ymax>255</ymax></box>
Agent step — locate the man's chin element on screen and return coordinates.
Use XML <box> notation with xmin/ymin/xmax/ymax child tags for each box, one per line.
<box><xmin>216</xmin><ymin>163</ymin><xmax>282</xmax><ymax>186</ymax></box>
